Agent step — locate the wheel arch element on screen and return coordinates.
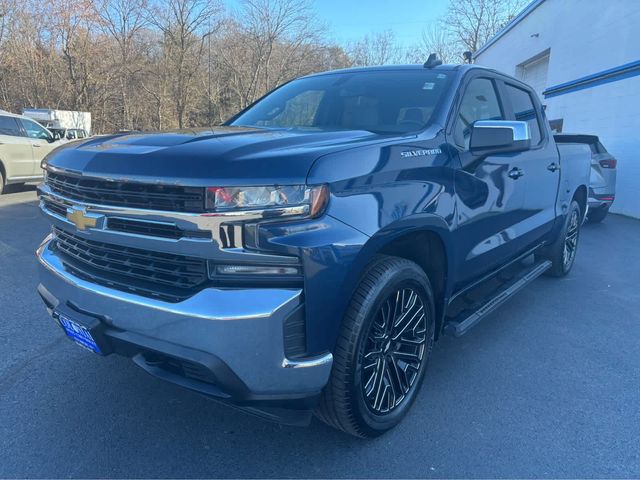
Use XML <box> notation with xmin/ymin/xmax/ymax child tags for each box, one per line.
<box><xmin>0</xmin><ymin>158</ymin><xmax>6</xmax><ymax>184</ymax></box>
<box><xmin>347</xmin><ymin>215</ymin><xmax>453</xmax><ymax>340</ymax></box>
<box><xmin>378</xmin><ymin>230</ymin><xmax>449</xmax><ymax>338</ymax></box>
<box><xmin>573</xmin><ymin>184</ymin><xmax>588</xmax><ymax>220</ymax></box>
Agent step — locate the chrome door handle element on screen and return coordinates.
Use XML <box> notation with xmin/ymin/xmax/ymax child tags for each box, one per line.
<box><xmin>547</xmin><ymin>162</ymin><xmax>560</xmax><ymax>172</ymax></box>
<box><xmin>508</xmin><ymin>167</ymin><xmax>524</xmax><ymax>179</ymax></box>
<box><xmin>32</xmin><ymin>143</ymin><xmax>41</xmax><ymax>147</ymax></box>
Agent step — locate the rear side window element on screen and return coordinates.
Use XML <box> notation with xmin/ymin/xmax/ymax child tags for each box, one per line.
<box><xmin>453</xmin><ymin>78</ymin><xmax>504</xmax><ymax>149</ymax></box>
<box><xmin>590</xmin><ymin>141</ymin><xmax>608</xmax><ymax>155</ymax></box>
<box><xmin>556</xmin><ymin>142</ymin><xmax>592</xmax><ymax>159</ymax></box>
<box><xmin>504</xmin><ymin>84</ymin><xmax>542</xmax><ymax>145</ymax></box>
<box><xmin>0</xmin><ymin>116</ymin><xmax>23</xmax><ymax>137</ymax></box>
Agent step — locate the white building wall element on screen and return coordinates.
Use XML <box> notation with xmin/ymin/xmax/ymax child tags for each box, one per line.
<box><xmin>475</xmin><ymin>0</ymin><xmax>640</xmax><ymax>218</ymax></box>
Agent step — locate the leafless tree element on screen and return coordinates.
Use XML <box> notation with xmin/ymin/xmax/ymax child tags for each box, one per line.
<box><xmin>146</xmin><ymin>0</ymin><xmax>222</xmax><ymax>128</ymax></box>
<box><xmin>0</xmin><ymin>0</ymin><xmax>16</xmax><ymax>106</ymax></box>
<box><xmin>94</xmin><ymin>0</ymin><xmax>148</xmax><ymax>128</ymax></box>
<box><xmin>420</xmin><ymin>24</ymin><xmax>460</xmax><ymax>64</ymax></box>
<box><xmin>348</xmin><ymin>30</ymin><xmax>403</xmax><ymax>67</ymax></box>
<box><xmin>442</xmin><ymin>0</ymin><xmax>528</xmax><ymax>54</ymax></box>
<box><xmin>217</xmin><ymin>0</ymin><xmax>327</xmax><ymax>109</ymax></box>
<box><xmin>1</xmin><ymin>0</ymin><xmax>496</xmax><ymax>134</ymax></box>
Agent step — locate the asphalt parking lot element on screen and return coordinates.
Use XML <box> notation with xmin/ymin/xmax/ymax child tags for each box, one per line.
<box><xmin>1</xmin><ymin>185</ymin><xmax>639</xmax><ymax>478</ymax></box>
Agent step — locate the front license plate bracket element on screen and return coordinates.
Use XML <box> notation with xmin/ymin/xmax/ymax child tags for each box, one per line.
<box><xmin>53</xmin><ymin>309</ymin><xmax>112</xmax><ymax>355</ymax></box>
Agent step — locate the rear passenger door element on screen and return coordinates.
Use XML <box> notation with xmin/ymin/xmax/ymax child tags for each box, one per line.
<box><xmin>449</xmin><ymin>75</ymin><xmax>529</xmax><ymax>287</ymax></box>
<box><xmin>499</xmin><ymin>80</ymin><xmax>560</xmax><ymax>244</ymax></box>
<box><xmin>0</xmin><ymin>115</ymin><xmax>33</xmax><ymax>179</ymax></box>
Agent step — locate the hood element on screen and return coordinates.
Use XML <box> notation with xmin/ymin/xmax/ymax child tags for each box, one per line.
<box><xmin>44</xmin><ymin>126</ymin><xmax>397</xmax><ymax>186</ymax></box>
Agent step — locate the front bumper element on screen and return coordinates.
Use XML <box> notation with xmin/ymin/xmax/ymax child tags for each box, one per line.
<box><xmin>36</xmin><ymin>236</ymin><xmax>332</xmax><ymax>425</ymax></box>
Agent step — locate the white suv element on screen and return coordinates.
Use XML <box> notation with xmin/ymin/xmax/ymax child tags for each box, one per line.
<box><xmin>0</xmin><ymin>110</ymin><xmax>61</xmax><ymax>194</ymax></box>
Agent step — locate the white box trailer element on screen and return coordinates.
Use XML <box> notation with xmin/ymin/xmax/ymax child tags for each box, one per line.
<box><xmin>22</xmin><ymin>108</ymin><xmax>91</xmax><ymax>135</ymax></box>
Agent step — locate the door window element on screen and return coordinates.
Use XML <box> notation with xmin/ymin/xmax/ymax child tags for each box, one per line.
<box><xmin>453</xmin><ymin>78</ymin><xmax>503</xmax><ymax>149</ymax></box>
<box><xmin>504</xmin><ymin>84</ymin><xmax>542</xmax><ymax>145</ymax></box>
<box><xmin>0</xmin><ymin>116</ymin><xmax>23</xmax><ymax>137</ymax></box>
<box><xmin>19</xmin><ymin>118</ymin><xmax>52</xmax><ymax>141</ymax></box>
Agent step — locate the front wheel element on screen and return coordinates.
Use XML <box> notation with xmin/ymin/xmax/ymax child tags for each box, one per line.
<box><xmin>316</xmin><ymin>256</ymin><xmax>435</xmax><ymax>437</ymax></box>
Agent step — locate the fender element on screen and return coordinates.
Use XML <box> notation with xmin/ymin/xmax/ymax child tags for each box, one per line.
<box><xmin>0</xmin><ymin>157</ymin><xmax>8</xmax><ymax>183</ymax></box>
<box><xmin>344</xmin><ymin>213</ymin><xmax>453</xmax><ymax>293</ymax></box>
<box><xmin>333</xmin><ymin>212</ymin><xmax>454</xmax><ymax>340</ymax></box>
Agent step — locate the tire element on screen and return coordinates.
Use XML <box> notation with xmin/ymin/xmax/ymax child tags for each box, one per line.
<box><xmin>315</xmin><ymin>256</ymin><xmax>435</xmax><ymax>438</ymax></box>
<box><xmin>0</xmin><ymin>170</ymin><xmax>4</xmax><ymax>195</ymax></box>
<box><xmin>587</xmin><ymin>204</ymin><xmax>609</xmax><ymax>223</ymax></box>
<box><xmin>540</xmin><ymin>200</ymin><xmax>582</xmax><ymax>277</ymax></box>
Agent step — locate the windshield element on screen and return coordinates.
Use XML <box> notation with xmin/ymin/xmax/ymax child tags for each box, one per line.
<box><xmin>229</xmin><ymin>70</ymin><xmax>451</xmax><ymax>134</ymax></box>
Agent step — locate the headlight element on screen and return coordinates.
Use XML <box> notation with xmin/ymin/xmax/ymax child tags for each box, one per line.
<box><xmin>205</xmin><ymin>185</ymin><xmax>328</xmax><ymax>218</ymax></box>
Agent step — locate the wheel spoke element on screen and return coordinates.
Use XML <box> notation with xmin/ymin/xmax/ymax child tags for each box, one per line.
<box><xmin>388</xmin><ymin>354</ymin><xmax>408</xmax><ymax>394</ymax></box>
<box><xmin>392</xmin><ymin>349</ymin><xmax>421</xmax><ymax>363</ymax></box>
<box><xmin>363</xmin><ymin>348</ymin><xmax>383</xmax><ymax>360</ymax></box>
<box><xmin>360</xmin><ymin>285</ymin><xmax>429</xmax><ymax>415</ymax></box>
<box><xmin>384</xmin><ymin>362</ymin><xmax>398</xmax><ymax>408</ymax></box>
<box><xmin>391</xmin><ymin>304</ymin><xmax>423</xmax><ymax>341</ymax></box>
<box><xmin>372</xmin><ymin>357</ymin><xmax>387</xmax><ymax>410</ymax></box>
<box><xmin>364</xmin><ymin>357</ymin><xmax>382</xmax><ymax>396</ymax></box>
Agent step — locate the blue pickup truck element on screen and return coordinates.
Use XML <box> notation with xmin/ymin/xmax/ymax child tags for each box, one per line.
<box><xmin>36</xmin><ymin>59</ymin><xmax>590</xmax><ymax>437</ymax></box>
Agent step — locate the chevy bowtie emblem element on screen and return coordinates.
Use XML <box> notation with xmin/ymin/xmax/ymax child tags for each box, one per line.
<box><xmin>67</xmin><ymin>206</ymin><xmax>100</xmax><ymax>231</ymax></box>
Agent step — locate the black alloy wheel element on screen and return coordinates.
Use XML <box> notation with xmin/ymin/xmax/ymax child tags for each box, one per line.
<box><xmin>540</xmin><ymin>199</ymin><xmax>582</xmax><ymax>277</ymax></box>
<box><xmin>562</xmin><ymin>207</ymin><xmax>580</xmax><ymax>271</ymax></box>
<box><xmin>316</xmin><ymin>256</ymin><xmax>435</xmax><ymax>438</ymax></box>
<box><xmin>361</xmin><ymin>287</ymin><xmax>427</xmax><ymax>414</ymax></box>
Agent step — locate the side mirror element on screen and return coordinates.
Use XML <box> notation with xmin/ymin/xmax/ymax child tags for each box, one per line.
<box><xmin>469</xmin><ymin>120</ymin><xmax>531</xmax><ymax>155</ymax></box>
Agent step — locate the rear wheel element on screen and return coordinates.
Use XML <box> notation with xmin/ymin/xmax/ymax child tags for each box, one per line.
<box><xmin>316</xmin><ymin>256</ymin><xmax>435</xmax><ymax>437</ymax></box>
<box><xmin>541</xmin><ymin>200</ymin><xmax>582</xmax><ymax>277</ymax></box>
<box><xmin>0</xmin><ymin>170</ymin><xmax>4</xmax><ymax>195</ymax></box>
<box><xmin>587</xmin><ymin>204</ymin><xmax>609</xmax><ymax>223</ymax></box>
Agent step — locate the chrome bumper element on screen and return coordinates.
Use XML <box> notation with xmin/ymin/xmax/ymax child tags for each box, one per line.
<box><xmin>36</xmin><ymin>236</ymin><xmax>332</xmax><ymax>399</ymax></box>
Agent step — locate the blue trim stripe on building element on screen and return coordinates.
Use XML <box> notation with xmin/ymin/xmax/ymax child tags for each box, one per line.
<box><xmin>542</xmin><ymin>60</ymin><xmax>640</xmax><ymax>98</ymax></box>
<box><xmin>473</xmin><ymin>0</ymin><xmax>547</xmax><ymax>58</ymax></box>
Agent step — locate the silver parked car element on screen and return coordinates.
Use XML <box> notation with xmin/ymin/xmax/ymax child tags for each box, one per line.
<box><xmin>0</xmin><ymin>110</ymin><xmax>62</xmax><ymax>194</ymax></box>
<box><xmin>554</xmin><ymin>134</ymin><xmax>616</xmax><ymax>223</ymax></box>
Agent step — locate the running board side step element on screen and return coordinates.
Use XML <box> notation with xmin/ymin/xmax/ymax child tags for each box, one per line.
<box><xmin>444</xmin><ymin>260</ymin><xmax>552</xmax><ymax>337</ymax></box>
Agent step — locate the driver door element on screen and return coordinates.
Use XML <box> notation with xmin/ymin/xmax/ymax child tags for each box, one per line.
<box><xmin>449</xmin><ymin>75</ymin><xmax>528</xmax><ymax>288</ymax></box>
<box><xmin>19</xmin><ymin>118</ymin><xmax>57</xmax><ymax>176</ymax></box>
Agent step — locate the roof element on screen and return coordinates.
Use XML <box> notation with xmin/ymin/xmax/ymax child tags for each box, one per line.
<box><xmin>473</xmin><ymin>0</ymin><xmax>547</xmax><ymax>59</ymax></box>
<box><xmin>0</xmin><ymin>109</ymin><xmax>23</xmax><ymax>118</ymax></box>
<box><xmin>553</xmin><ymin>133</ymin><xmax>599</xmax><ymax>144</ymax></box>
<box><xmin>303</xmin><ymin>64</ymin><xmax>463</xmax><ymax>78</ymax></box>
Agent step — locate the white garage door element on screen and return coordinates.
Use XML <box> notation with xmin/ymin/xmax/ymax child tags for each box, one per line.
<box><xmin>518</xmin><ymin>55</ymin><xmax>549</xmax><ymax>101</ymax></box>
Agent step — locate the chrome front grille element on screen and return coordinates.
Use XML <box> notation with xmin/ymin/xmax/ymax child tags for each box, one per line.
<box><xmin>46</xmin><ymin>171</ymin><xmax>206</xmax><ymax>212</ymax></box>
<box><xmin>42</xmin><ymin>198</ymin><xmax>68</xmax><ymax>218</ymax></box>
<box><xmin>41</xmin><ymin>196</ymin><xmax>211</xmax><ymax>241</ymax></box>
<box><xmin>106</xmin><ymin>217</ymin><xmax>211</xmax><ymax>240</ymax></box>
<box><xmin>52</xmin><ymin>227</ymin><xmax>208</xmax><ymax>302</ymax></box>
